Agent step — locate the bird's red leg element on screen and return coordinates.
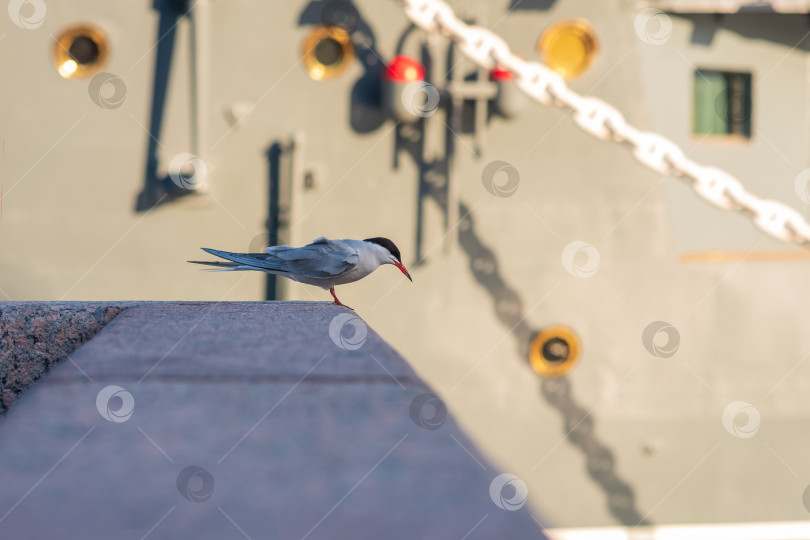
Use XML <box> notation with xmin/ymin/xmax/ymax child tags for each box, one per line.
<box><xmin>330</xmin><ymin>287</ymin><xmax>353</xmax><ymax>310</ymax></box>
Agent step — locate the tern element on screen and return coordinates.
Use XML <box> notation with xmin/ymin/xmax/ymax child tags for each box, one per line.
<box><xmin>189</xmin><ymin>236</ymin><xmax>412</xmax><ymax>309</ymax></box>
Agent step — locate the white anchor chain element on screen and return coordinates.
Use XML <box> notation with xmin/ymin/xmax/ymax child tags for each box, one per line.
<box><xmin>396</xmin><ymin>0</ymin><xmax>810</xmax><ymax>246</ymax></box>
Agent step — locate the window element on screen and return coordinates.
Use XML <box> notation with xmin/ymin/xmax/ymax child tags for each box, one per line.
<box><xmin>693</xmin><ymin>70</ymin><xmax>752</xmax><ymax>139</ymax></box>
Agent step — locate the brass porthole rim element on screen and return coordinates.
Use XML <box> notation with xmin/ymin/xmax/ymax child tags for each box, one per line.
<box><xmin>537</xmin><ymin>18</ymin><xmax>599</xmax><ymax>80</ymax></box>
<box><xmin>53</xmin><ymin>24</ymin><xmax>109</xmax><ymax>79</ymax></box>
<box><xmin>302</xmin><ymin>25</ymin><xmax>355</xmax><ymax>81</ymax></box>
<box><xmin>529</xmin><ymin>326</ymin><xmax>581</xmax><ymax>378</ymax></box>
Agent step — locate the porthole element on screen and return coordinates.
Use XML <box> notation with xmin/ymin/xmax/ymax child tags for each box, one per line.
<box><xmin>538</xmin><ymin>20</ymin><xmax>599</xmax><ymax>80</ymax></box>
<box><xmin>302</xmin><ymin>25</ymin><xmax>355</xmax><ymax>81</ymax></box>
<box><xmin>529</xmin><ymin>326</ymin><xmax>581</xmax><ymax>378</ymax></box>
<box><xmin>53</xmin><ymin>25</ymin><xmax>109</xmax><ymax>79</ymax></box>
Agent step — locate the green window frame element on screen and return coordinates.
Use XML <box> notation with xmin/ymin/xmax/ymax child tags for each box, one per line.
<box><xmin>693</xmin><ymin>70</ymin><xmax>752</xmax><ymax>139</ymax></box>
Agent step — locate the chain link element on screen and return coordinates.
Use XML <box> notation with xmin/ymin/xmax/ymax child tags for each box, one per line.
<box><xmin>395</xmin><ymin>0</ymin><xmax>810</xmax><ymax>247</ymax></box>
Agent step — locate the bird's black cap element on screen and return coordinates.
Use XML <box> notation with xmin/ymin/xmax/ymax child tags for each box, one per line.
<box><xmin>364</xmin><ymin>237</ymin><xmax>402</xmax><ymax>262</ymax></box>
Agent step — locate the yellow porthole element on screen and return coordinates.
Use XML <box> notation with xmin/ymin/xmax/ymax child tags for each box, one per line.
<box><xmin>538</xmin><ymin>19</ymin><xmax>599</xmax><ymax>80</ymax></box>
<box><xmin>529</xmin><ymin>326</ymin><xmax>581</xmax><ymax>378</ymax></box>
<box><xmin>302</xmin><ymin>25</ymin><xmax>355</xmax><ymax>81</ymax></box>
<box><xmin>53</xmin><ymin>24</ymin><xmax>109</xmax><ymax>79</ymax></box>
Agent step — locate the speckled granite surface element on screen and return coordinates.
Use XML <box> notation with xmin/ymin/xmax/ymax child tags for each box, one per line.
<box><xmin>0</xmin><ymin>302</ymin><xmax>126</xmax><ymax>412</ymax></box>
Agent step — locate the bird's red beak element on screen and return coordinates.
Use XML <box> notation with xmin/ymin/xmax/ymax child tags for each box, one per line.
<box><xmin>394</xmin><ymin>261</ymin><xmax>413</xmax><ymax>282</ymax></box>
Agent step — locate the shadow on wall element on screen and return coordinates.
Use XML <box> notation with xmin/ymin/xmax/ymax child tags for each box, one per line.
<box><xmin>684</xmin><ymin>13</ymin><xmax>810</xmax><ymax>49</ymax></box>
<box><xmin>508</xmin><ymin>0</ymin><xmax>558</xmax><ymax>10</ymax></box>
<box><xmin>136</xmin><ymin>0</ymin><xmax>192</xmax><ymax>211</ymax></box>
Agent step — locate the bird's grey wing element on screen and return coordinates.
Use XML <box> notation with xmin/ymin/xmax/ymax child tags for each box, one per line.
<box><xmin>201</xmin><ymin>238</ymin><xmax>359</xmax><ymax>279</ymax></box>
<box><xmin>199</xmin><ymin>248</ymin><xmax>290</xmax><ymax>272</ymax></box>
<box><xmin>269</xmin><ymin>238</ymin><xmax>359</xmax><ymax>278</ymax></box>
